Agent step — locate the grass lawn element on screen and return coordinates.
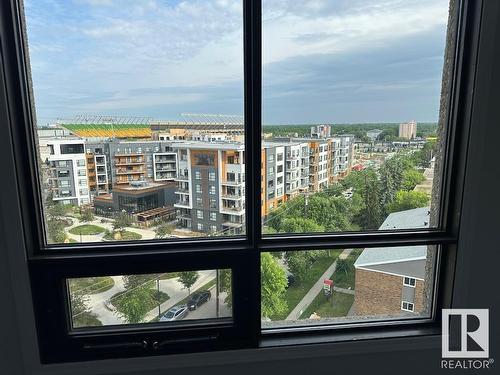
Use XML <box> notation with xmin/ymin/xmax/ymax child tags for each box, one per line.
<box><xmin>300</xmin><ymin>291</ymin><xmax>354</xmax><ymax>319</ymax></box>
<box><xmin>332</xmin><ymin>249</ymin><xmax>363</xmax><ymax>290</ymax></box>
<box><xmin>68</xmin><ymin>276</ymin><xmax>115</xmax><ymax>295</ymax></box>
<box><xmin>112</xmin><ymin>289</ymin><xmax>169</xmax><ymax>315</ymax></box>
<box><xmin>271</xmin><ymin>250</ymin><xmax>342</xmax><ymax>321</ymax></box>
<box><xmin>103</xmin><ymin>230</ymin><xmax>142</xmax><ymax>241</ymax></box>
<box><xmin>69</xmin><ymin>224</ymin><xmax>106</xmax><ymax>235</ymax></box>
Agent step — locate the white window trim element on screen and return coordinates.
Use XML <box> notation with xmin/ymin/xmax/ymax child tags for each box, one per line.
<box><xmin>401</xmin><ymin>301</ymin><xmax>415</xmax><ymax>312</ymax></box>
<box><xmin>403</xmin><ymin>276</ymin><xmax>416</xmax><ymax>287</ymax></box>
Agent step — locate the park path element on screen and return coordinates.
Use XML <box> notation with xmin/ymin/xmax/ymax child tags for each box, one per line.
<box><xmin>285</xmin><ymin>249</ymin><xmax>352</xmax><ymax>321</ymax></box>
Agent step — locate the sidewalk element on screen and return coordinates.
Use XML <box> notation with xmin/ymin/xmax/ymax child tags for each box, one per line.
<box><xmin>285</xmin><ymin>249</ymin><xmax>352</xmax><ymax>321</ymax></box>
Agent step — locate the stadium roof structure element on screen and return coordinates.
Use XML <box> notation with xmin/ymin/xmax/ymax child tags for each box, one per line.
<box><xmin>57</xmin><ymin>114</ymin><xmax>245</xmax><ymax>138</ymax></box>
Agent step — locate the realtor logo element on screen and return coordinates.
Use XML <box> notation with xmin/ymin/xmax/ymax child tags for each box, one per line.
<box><xmin>442</xmin><ymin>309</ymin><xmax>489</xmax><ymax>358</ymax></box>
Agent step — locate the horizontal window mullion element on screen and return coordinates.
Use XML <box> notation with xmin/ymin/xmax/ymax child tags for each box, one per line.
<box><xmin>257</xmin><ymin>230</ymin><xmax>456</xmax><ymax>252</ymax></box>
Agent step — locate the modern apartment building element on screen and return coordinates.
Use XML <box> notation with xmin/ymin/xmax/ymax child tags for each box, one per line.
<box><xmin>398</xmin><ymin>121</ymin><xmax>417</xmax><ymax>139</ymax></box>
<box><xmin>310</xmin><ymin>124</ymin><xmax>331</xmax><ymax>138</ymax></box>
<box><xmin>308</xmin><ymin>139</ymin><xmax>330</xmax><ymax>192</ymax></box>
<box><xmin>45</xmin><ymin>139</ymin><xmax>91</xmax><ymax>205</ymax></box>
<box><xmin>173</xmin><ymin>142</ymin><xmax>245</xmax><ymax>235</ymax></box>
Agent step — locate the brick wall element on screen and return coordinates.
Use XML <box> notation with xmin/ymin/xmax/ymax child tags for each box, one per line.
<box><xmin>354</xmin><ymin>268</ymin><xmax>425</xmax><ymax>316</ymax></box>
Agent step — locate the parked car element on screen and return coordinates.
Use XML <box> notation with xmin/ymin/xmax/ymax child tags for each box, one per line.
<box><xmin>103</xmin><ymin>299</ymin><xmax>116</xmax><ymax>312</ymax></box>
<box><xmin>286</xmin><ymin>272</ymin><xmax>295</xmax><ymax>288</ymax></box>
<box><xmin>159</xmin><ymin>305</ymin><xmax>188</xmax><ymax>322</ymax></box>
<box><xmin>187</xmin><ymin>290</ymin><xmax>211</xmax><ymax>310</ymax></box>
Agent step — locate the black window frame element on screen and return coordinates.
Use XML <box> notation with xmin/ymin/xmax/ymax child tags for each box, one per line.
<box><xmin>0</xmin><ymin>0</ymin><xmax>481</xmax><ymax>364</ymax></box>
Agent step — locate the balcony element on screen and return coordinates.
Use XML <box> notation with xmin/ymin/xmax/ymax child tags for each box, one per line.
<box><xmin>222</xmin><ymin>193</ymin><xmax>243</xmax><ymax>200</ymax></box>
<box><xmin>175</xmin><ymin>174</ymin><xmax>189</xmax><ymax>181</ymax></box>
<box><xmin>174</xmin><ymin>200</ymin><xmax>190</xmax><ymax>208</ymax></box>
<box><xmin>116</xmin><ymin>168</ymin><xmax>145</xmax><ymax>175</ymax></box>
<box><xmin>221</xmin><ymin>179</ymin><xmax>243</xmax><ymax>186</ymax></box>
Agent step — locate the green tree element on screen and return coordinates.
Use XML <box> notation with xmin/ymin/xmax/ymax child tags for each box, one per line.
<box><xmin>117</xmin><ymin>287</ymin><xmax>152</xmax><ymax>324</ymax></box>
<box><xmin>261</xmin><ymin>253</ymin><xmax>288</xmax><ymax>319</ymax></box>
<box><xmin>219</xmin><ymin>269</ymin><xmax>232</xmax><ymax>307</ymax></box>
<box><xmin>80</xmin><ymin>206</ymin><xmax>94</xmax><ymax>222</ymax></box>
<box><xmin>178</xmin><ymin>271</ymin><xmax>199</xmax><ymax>295</ymax></box>
<box><xmin>401</xmin><ymin>169</ymin><xmax>425</xmax><ymax>191</ymax></box>
<box><xmin>336</xmin><ymin>258</ymin><xmax>350</xmax><ymax>275</ymax></box>
<box><xmin>359</xmin><ymin>173</ymin><xmax>384</xmax><ymax>229</ymax></box>
<box><xmin>280</xmin><ymin>217</ymin><xmax>324</xmax><ymax>233</ymax></box>
<box><xmin>155</xmin><ymin>223</ymin><xmax>175</xmax><ymax>238</ymax></box>
<box><xmin>387</xmin><ymin>190</ymin><xmax>430</xmax><ymax>213</ymax></box>
<box><xmin>113</xmin><ymin>211</ymin><xmax>132</xmax><ymax>233</ymax></box>
<box><xmin>47</xmin><ymin>218</ymin><xmax>66</xmax><ymax>243</ymax></box>
<box><xmin>284</xmin><ymin>251</ymin><xmax>310</xmax><ymax>282</ymax></box>
<box><xmin>122</xmin><ymin>274</ymin><xmax>158</xmax><ymax>290</ymax></box>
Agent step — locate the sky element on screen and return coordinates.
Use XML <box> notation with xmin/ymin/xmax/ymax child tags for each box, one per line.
<box><xmin>24</xmin><ymin>0</ymin><xmax>450</xmax><ymax>125</ymax></box>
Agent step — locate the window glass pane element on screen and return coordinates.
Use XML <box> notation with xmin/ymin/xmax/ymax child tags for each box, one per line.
<box><xmin>261</xmin><ymin>245</ymin><xmax>437</xmax><ymax>328</ymax></box>
<box><xmin>24</xmin><ymin>0</ymin><xmax>244</xmax><ymax>245</ymax></box>
<box><xmin>262</xmin><ymin>0</ymin><xmax>451</xmax><ymax>235</ymax></box>
<box><xmin>68</xmin><ymin>269</ymin><xmax>232</xmax><ymax>329</ymax></box>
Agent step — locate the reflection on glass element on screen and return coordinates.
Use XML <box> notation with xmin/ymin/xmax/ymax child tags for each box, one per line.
<box><xmin>262</xmin><ymin>0</ymin><xmax>451</xmax><ymax>235</ymax></box>
<box><xmin>68</xmin><ymin>269</ymin><xmax>232</xmax><ymax>329</ymax></box>
<box><xmin>261</xmin><ymin>244</ymin><xmax>436</xmax><ymax>327</ymax></box>
<box><xmin>24</xmin><ymin>1</ymin><xmax>245</xmax><ymax>245</ymax></box>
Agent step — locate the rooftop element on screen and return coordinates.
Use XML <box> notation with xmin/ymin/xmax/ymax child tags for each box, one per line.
<box><xmin>355</xmin><ymin>207</ymin><xmax>430</xmax><ymax>268</ymax></box>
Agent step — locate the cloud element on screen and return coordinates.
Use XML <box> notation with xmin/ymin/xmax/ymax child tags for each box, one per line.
<box><xmin>24</xmin><ymin>0</ymin><xmax>450</xmax><ymax>124</ymax></box>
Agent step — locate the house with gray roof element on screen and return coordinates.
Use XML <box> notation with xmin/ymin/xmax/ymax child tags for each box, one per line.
<box><xmin>353</xmin><ymin>207</ymin><xmax>430</xmax><ymax>316</ymax></box>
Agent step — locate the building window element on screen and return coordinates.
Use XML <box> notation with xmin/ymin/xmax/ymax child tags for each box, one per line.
<box><xmin>209</xmin><ymin>172</ymin><xmax>216</xmax><ymax>181</ymax></box>
<box><xmin>403</xmin><ymin>277</ymin><xmax>416</xmax><ymax>287</ymax></box>
<box><xmin>77</xmin><ymin>169</ymin><xmax>86</xmax><ymax>176</ymax></box>
<box><xmin>401</xmin><ymin>301</ymin><xmax>415</xmax><ymax>312</ymax></box>
<box><xmin>197</xmin><ymin>223</ymin><xmax>204</xmax><ymax>231</ymax></box>
<box><xmin>76</xmin><ymin>159</ymin><xmax>85</xmax><ymax>167</ymax></box>
<box><xmin>210</xmin><ymin>225</ymin><xmax>217</xmax><ymax>233</ymax></box>
<box><xmin>195</xmin><ymin>171</ymin><xmax>201</xmax><ymax>180</ymax></box>
<box><xmin>210</xmin><ymin>212</ymin><xmax>217</xmax><ymax>221</ymax></box>
<box><xmin>197</xmin><ymin>210</ymin><xmax>203</xmax><ymax>219</ymax></box>
<box><xmin>209</xmin><ymin>198</ymin><xmax>217</xmax><ymax>208</ymax></box>
<box><xmin>195</xmin><ymin>184</ymin><xmax>202</xmax><ymax>194</ymax></box>
<box><xmin>196</xmin><ymin>197</ymin><xmax>203</xmax><ymax>207</ymax></box>
<box><xmin>210</xmin><ymin>185</ymin><xmax>216</xmax><ymax>195</ymax></box>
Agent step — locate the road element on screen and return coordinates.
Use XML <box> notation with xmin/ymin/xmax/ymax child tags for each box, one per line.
<box><xmin>80</xmin><ymin>270</ymin><xmax>226</xmax><ymax>326</ymax></box>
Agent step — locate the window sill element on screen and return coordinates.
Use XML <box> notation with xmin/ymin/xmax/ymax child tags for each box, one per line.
<box><xmin>33</xmin><ymin>327</ymin><xmax>441</xmax><ymax>375</ymax></box>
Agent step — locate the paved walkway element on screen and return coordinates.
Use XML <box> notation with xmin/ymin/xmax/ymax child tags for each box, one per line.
<box><xmin>285</xmin><ymin>249</ymin><xmax>352</xmax><ymax>321</ymax></box>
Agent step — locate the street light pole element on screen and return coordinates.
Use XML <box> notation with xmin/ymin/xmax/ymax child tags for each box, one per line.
<box><xmin>157</xmin><ymin>277</ymin><xmax>161</xmax><ymax>320</ymax></box>
<box><xmin>216</xmin><ymin>269</ymin><xmax>220</xmax><ymax>318</ymax></box>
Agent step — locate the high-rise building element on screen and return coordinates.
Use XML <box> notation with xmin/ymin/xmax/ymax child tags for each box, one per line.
<box><xmin>45</xmin><ymin>139</ymin><xmax>91</xmax><ymax>205</ymax></box>
<box><xmin>398</xmin><ymin>121</ymin><xmax>417</xmax><ymax>139</ymax></box>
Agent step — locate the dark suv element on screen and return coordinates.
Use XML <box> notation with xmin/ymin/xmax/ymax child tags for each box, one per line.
<box><xmin>187</xmin><ymin>290</ymin><xmax>211</xmax><ymax>310</ymax></box>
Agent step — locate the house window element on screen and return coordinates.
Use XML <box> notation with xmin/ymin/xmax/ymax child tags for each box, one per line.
<box><xmin>401</xmin><ymin>301</ymin><xmax>415</xmax><ymax>312</ymax></box>
<box><xmin>196</xmin><ymin>197</ymin><xmax>203</xmax><ymax>207</ymax></box>
<box><xmin>403</xmin><ymin>277</ymin><xmax>416</xmax><ymax>287</ymax></box>
<box><xmin>10</xmin><ymin>0</ymin><xmax>473</xmax><ymax>365</ymax></box>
